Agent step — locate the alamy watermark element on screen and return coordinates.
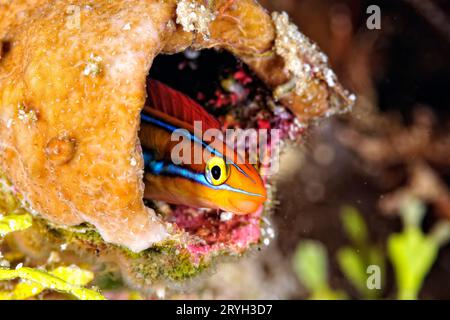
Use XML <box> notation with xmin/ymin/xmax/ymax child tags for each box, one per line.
<box><xmin>367</xmin><ymin>265</ymin><xmax>382</xmax><ymax>290</ymax></box>
<box><xmin>367</xmin><ymin>5</ymin><xmax>381</xmax><ymax>30</ymax></box>
<box><xmin>66</xmin><ymin>4</ymin><xmax>382</xmax><ymax>32</ymax></box>
<box><xmin>170</xmin><ymin>122</ymin><xmax>281</xmax><ymax>175</ymax></box>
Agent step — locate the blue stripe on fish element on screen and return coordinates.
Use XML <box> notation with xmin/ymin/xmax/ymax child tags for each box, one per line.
<box><xmin>140</xmin><ymin>112</ymin><xmax>252</xmax><ymax>182</ymax></box>
<box><xmin>143</xmin><ymin>149</ymin><xmax>263</xmax><ymax>198</ymax></box>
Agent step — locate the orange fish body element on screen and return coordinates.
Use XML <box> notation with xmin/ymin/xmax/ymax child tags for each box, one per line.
<box><xmin>140</xmin><ymin>80</ymin><xmax>266</xmax><ymax>215</ymax></box>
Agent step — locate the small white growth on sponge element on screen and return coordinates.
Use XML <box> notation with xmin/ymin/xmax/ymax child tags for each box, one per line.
<box><xmin>176</xmin><ymin>0</ymin><xmax>216</xmax><ymax>40</ymax></box>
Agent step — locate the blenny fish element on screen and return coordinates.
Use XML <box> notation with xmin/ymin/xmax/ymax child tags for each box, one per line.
<box><xmin>139</xmin><ymin>80</ymin><xmax>267</xmax><ymax>215</ymax></box>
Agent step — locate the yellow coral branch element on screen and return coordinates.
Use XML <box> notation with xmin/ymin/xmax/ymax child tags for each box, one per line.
<box><xmin>0</xmin><ymin>266</ymin><xmax>105</xmax><ymax>300</ymax></box>
<box><xmin>0</xmin><ymin>213</ymin><xmax>32</xmax><ymax>236</ymax></box>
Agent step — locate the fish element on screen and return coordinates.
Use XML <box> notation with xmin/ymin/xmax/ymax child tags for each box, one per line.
<box><xmin>139</xmin><ymin>79</ymin><xmax>267</xmax><ymax>215</ymax></box>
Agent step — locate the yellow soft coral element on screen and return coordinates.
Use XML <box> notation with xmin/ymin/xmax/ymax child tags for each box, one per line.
<box><xmin>0</xmin><ymin>266</ymin><xmax>105</xmax><ymax>300</ymax></box>
<box><xmin>0</xmin><ymin>214</ymin><xmax>33</xmax><ymax>236</ymax></box>
<box><xmin>0</xmin><ymin>213</ymin><xmax>105</xmax><ymax>300</ymax></box>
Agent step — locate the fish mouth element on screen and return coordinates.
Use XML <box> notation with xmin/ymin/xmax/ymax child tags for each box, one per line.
<box><xmin>142</xmin><ymin>49</ymin><xmax>301</xmax><ymax>257</ymax></box>
<box><xmin>227</xmin><ymin>198</ymin><xmax>265</xmax><ymax>216</ymax></box>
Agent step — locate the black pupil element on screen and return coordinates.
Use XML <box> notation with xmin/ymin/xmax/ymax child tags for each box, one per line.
<box><xmin>211</xmin><ymin>166</ymin><xmax>221</xmax><ymax>180</ymax></box>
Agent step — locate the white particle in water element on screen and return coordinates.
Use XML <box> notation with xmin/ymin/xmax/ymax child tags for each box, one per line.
<box><xmin>266</xmin><ymin>227</ymin><xmax>275</xmax><ymax>239</ymax></box>
<box><xmin>184</xmin><ymin>49</ymin><xmax>200</xmax><ymax>60</ymax></box>
<box><xmin>220</xmin><ymin>211</ymin><xmax>234</xmax><ymax>222</ymax></box>
<box><xmin>155</xmin><ymin>285</ymin><xmax>166</xmax><ymax>299</ymax></box>
<box><xmin>15</xmin><ymin>263</ymin><xmax>23</xmax><ymax>270</ymax></box>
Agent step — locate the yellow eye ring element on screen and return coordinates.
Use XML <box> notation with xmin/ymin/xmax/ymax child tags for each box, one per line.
<box><xmin>205</xmin><ymin>157</ymin><xmax>230</xmax><ymax>186</ymax></box>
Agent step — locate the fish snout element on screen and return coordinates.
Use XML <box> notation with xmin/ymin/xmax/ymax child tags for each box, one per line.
<box><xmin>227</xmin><ymin>189</ymin><xmax>267</xmax><ymax>215</ymax></box>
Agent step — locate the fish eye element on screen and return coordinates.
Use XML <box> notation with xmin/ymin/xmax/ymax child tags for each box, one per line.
<box><xmin>205</xmin><ymin>157</ymin><xmax>230</xmax><ymax>186</ymax></box>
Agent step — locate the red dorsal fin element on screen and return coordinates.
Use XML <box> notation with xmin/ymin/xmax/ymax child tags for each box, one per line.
<box><xmin>146</xmin><ymin>79</ymin><xmax>220</xmax><ymax>130</ymax></box>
